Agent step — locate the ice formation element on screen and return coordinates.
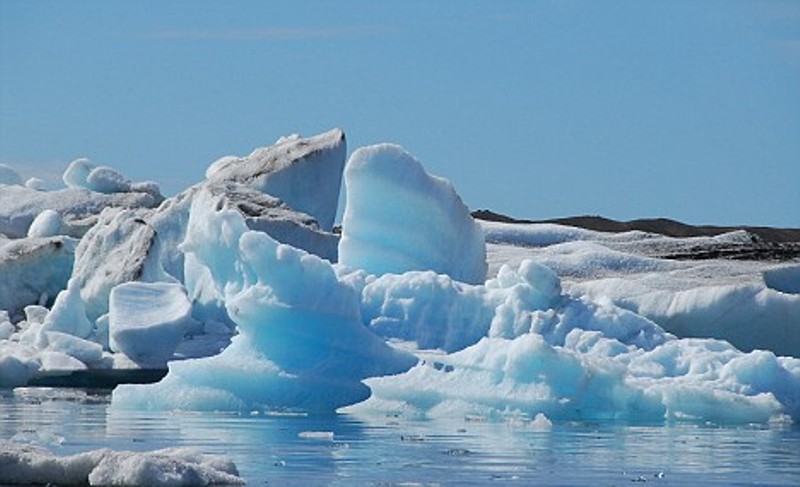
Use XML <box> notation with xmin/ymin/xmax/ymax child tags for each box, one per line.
<box><xmin>109</xmin><ymin>282</ymin><xmax>198</xmax><ymax>367</ymax></box>
<box><xmin>1</xmin><ymin>133</ymin><xmax>800</xmax><ymax>426</ymax></box>
<box><xmin>0</xmin><ymin>441</ymin><xmax>243</xmax><ymax>486</ymax></box>
<box><xmin>113</xmin><ymin>189</ymin><xmax>415</xmax><ymax>412</ymax></box>
<box><xmin>0</xmin><ymin>236</ymin><xmax>76</xmax><ymax>319</ymax></box>
<box><xmin>339</xmin><ymin>144</ymin><xmax>487</xmax><ymax>284</ymax></box>
<box><xmin>63</xmin><ymin>157</ymin><xmax>163</xmax><ymax>200</ymax></box>
<box><xmin>0</xmin><ymin>184</ymin><xmax>162</xmax><ymax>239</ymax></box>
<box><xmin>482</xmin><ymin>221</ymin><xmax>800</xmax><ymax>357</ymax></box>
<box><xmin>205</xmin><ymin>128</ymin><xmax>346</xmax><ymax>231</ymax></box>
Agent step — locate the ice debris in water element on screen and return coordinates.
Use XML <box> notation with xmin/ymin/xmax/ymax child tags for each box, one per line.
<box><xmin>0</xmin><ymin>440</ymin><xmax>243</xmax><ymax>486</ymax></box>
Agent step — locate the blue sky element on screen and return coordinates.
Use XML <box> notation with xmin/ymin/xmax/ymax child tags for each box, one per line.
<box><xmin>1</xmin><ymin>0</ymin><xmax>798</xmax><ymax>227</ymax></box>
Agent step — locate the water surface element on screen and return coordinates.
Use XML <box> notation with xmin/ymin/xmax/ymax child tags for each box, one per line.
<box><xmin>1</xmin><ymin>388</ymin><xmax>798</xmax><ymax>486</ymax></box>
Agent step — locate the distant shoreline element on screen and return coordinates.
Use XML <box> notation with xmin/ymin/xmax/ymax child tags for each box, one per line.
<box><xmin>472</xmin><ymin>209</ymin><xmax>800</xmax><ymax>243</ymax></box>
<box><xmin>473</xmin><ymin>209</ymin><xmax>800</xmax><ymax>261</ymax></box>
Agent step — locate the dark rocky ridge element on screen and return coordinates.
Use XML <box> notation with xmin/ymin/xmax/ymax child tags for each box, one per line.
<box><xmin>473</xmin><ymin>209</ymin><xmax>800</xmax><ymax>261</ymax></box>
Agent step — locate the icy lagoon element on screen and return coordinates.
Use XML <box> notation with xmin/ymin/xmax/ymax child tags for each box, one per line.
<box><xmin>3</xmin><ymin>388</ymin><xmax>799</xmax><ymax>486</ymax></box>
<box><xmin>1</xmin><ymin>129</ymin><xmax>799</xmax><ymax>484</ymax></box>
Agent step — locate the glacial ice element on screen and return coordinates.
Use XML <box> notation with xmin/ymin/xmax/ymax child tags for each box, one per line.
<box><xmin>205</xmin><ymin>128</ymin><xmax>346</xmax><ymax>231</ymax></box>
<box><xmin>0</xmin><ymin>441</ymin><xmax>243</xmax><ymax>486</ymax></box>
<box><xmin>0</xmin><ymin>184</ymin><xmax>162</xmax><ymax>239</ymax></box>
<box><xmin>483</xmin><ymin>220</ymin><xmax>800</xmax><ymax>357</ymax></box>
<box><xmin>113</xmin><ymin>189</ymin><xmax>415</xmax><ymax>411</ymax></box>
<box><xmin>0</xmin><ymin>236</ymin><xmax>76</xmax><ymax>320</ymax></box>
<box><xmin>109</xmin><ymin>282</ymin><xmax>198</xmax><ymax>367</ymax></box>
<box><xmin>27</xmin><ymin>210</ymin><xmax>64</xmax><ymax>238</ymax></box>
<box><xmin>63</xmin><ymin>158</ymin><xmax>163</xmax><ymax>199</ymax></box>
<box><xmin>339</xmin><ymin>144</ymin><xmax>487</xmax><ymax>284</ymax></box>
<box><xmin>1</xmin><ymin>132</ymin><xmax>799</xmax><ymax>427</ymax></box>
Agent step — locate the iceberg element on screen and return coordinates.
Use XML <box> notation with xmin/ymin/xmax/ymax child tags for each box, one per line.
<box><xmin>0</xmin><ymin>236</ymin><xmax>76</xmax><ymax>320</ymax></box>
<box><xmin>109</xmin><ymin>282</ymin><xmax>198</xmax><ymax>368</ymax></box>
<box><xmin>205</xmin><ymin>128</ymin><xmax>346</xmax><ymax>231</ymax></box>
<box><xmin>0</xmin><ymin>184</ymin><xmax>162</xmax><ymax>239</ymax></box>
<box><xmin>2</xmin><ymin>130</ymin><xmax>799</xmax><ymax>427</ymax></box>
<box><xmin>36</xmin><ymin>130</ymin><xmax>344</xmax><ymax>370</ymax></box>
<box><xmin>339</xmin><ymin>144</ymin><xmax>487</xmax><ymax>284</ymax></box>
<box><xmin>483</xmin><ymin>220</ymin><xmax>800</xmax><ymax>357</ymax></box>
<box><xmin>113</xmin><ymin>189</ymin><xmax>414</xmax><ymax>412</ymax></box>
<box><xmin>63</xmin><ymin>157</ymin><xmax>163</xmax><ymax>200</ymax></box>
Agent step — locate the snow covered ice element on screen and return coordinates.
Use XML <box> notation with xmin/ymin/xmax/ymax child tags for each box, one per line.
<box><xmin>0</xmin><ymin>440</ymin><xmax>243</xmax><ymax>486</ymax></box>
<box><xmin>0</xmin><ymin>128</ymin><xmax>799</xmax><ymax>428</ymax></box>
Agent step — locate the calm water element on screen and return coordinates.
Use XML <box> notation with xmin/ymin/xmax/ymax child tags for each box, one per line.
<box><xmin>1</xmin><ymin>388</ymin><xmax>799</xmax><ymax>486</ymax></box>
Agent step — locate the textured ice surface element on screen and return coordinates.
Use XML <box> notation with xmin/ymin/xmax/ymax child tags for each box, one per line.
<box><xmin>113</xmin><ymin>190</ymin><xmax>414</xmax><ymax>412</ymax></box>
<box><xmin>63</xmin><ymin>158</ymin><xmax>163</xmax><ymax>200</ymax></box>
<box><xmin>0</xmin><ymin>185</ymin><xmax>161</xmax><ymax>239</ymax></box>
<box><xmin>109</xmin><ymin>282</ymin><xmax>197</xmax><ymax>367</ymax></box>
<box><xmin>2</xmin><ymin>134</ymin><xmax>800</xmax><ymax>427</ymax></box>
<box><xmin>0</xmin><ymin>237</ymin><xmax>75</xmax><ymax>320</ymax></box>
<box><xmin>27</xmin><ymin>210</ymin><xmax>64</xmax><ymax>238</ymax></box>
<box><xmin>339</xmin><ymin>144</ymin><xmax>486</xmax><ymax>284</ymax></box>
<box><xmin>483</xmin><ymin>221</ymin><xmax>800</xmax><ymax>357</ymax></box>
<box><xmin>206</xmin><ymin>128</ymin><xmax>346</xmax><ymax>231</ymax></box>
<box><xmin>0</xmin><ymin>441</ymin><xmax>243</xmax><ymax>486</ymax></box>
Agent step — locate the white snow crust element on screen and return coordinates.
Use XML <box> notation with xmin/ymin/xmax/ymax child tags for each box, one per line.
<box><xmin>0</xmin><ymin>441</ymin><xmax>243</xmax><ymax>486</ymax></box>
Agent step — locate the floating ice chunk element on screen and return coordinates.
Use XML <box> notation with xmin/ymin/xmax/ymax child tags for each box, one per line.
<box><xmin>24</xmin><ymin>305</ymin><xmax>49</xmax><ymax>324</ymax></box>
<box><xmin>350</xmin><ymin>330</ymin><xmax>800</xmax><ymax>423</ymax></box>
<box><xmin>38</xmin><ymin>350</ymin><xmax>87</xmax><ymax>371</ymax></box>
<box><xmin>206</xmin><ymin>128</ymin><xmax>346</xmax><ymax>231</ymax></box>
<box><xmin>0</xmin><ymin>163</ymin><xmax>23</xmax><ymax>186</ymax></box>
<box><xmin>27</xmin><ymin>210</ymin><xmax>64</xmax><ymax>238</ymax></box>
<box><xmin>359</xmin><ymin>259</ymin><xmax>664</xmax><ymax>353</ymax></box>
<box><xmin>0</xmin><ymin>184</ymin><xmax>161</xmax><ymax>239</ymax></box>
<box><xmin>24</xmin><ymin>177</ymin><xmax>45</xmax><ymax>191</ymax></box>
<box><xmin>0</xmin><ymin>341</ymin><xmax>41</xmax><ymax>387</ymax></box>
<box><xmin>531</xmin><ymin>412</ymin><xmax>553</xmax><ymax>430</ymax></box>
<box><xmin>0</xmin><ymin>318</ymin><xmax>13</xmax><ymax>340</ymax></box>
<box><xmin>41</xmin><ymin>279</ymin><xmax>94</xmax><ymax>338</ymax></box>
<box><xmin>360</xmin><ymin>270</ymin><xmax>494</xmax><ymax>352</ymax></box>
<box><xmin>109</xmin><ymin>282</ymin><xmax>197</xmax><ymax>367</ymax></box>
<box><xmin>63</xmin><ymin>157</ymin><xmax>164</xmax><ymax>199</ymax></box>
<box><xmin>574</xmin><ymin>279</ymin><xmax>800</xmax><ymax>356</ymax></box>
<box><xmin>63</xmin><ymin>158</ymin><xmax>95</xmax><ymax>189</ymax></box>
<box><xmin>0</xmin><ymin>236</ymin><xmax>75</xmax><ymax>320</ymax></box>
<box><xmin>0</xmin><ymin>441</ymin><xmax>243</xmax><ymax>486</ymax></box>
<box><xmin>298</xmin><ymin>431</ymin><xmax>335</xmax><ymax>440</ymax></box>
<box><xmin>113</xmin><ymin>192</ymin><xmax>415</xmax><ymax>413</ymax></box>
<box><xmin>66</xmin><ymin>207</ymin><xmax>164</xmax><ymax>323</ymax></box>
<box><xmin>339</xmin><ymin>143</ymin><xmax>486</xmax><ymax>284</ymax></box>
<box><xmin>86</xmin><ymin>165</ymin><xmax>132</xmax><ymax>193</ymax></box>
<box><xmin>36</xmin><ymin>331</ymin><xmax>104</xmax><ymax>365</ymax></box>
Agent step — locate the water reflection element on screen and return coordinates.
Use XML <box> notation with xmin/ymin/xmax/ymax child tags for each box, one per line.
<box><xmin>1</xmin><ymin>389</ymin><xmax>799</xmax><ymax>486</ymax></box>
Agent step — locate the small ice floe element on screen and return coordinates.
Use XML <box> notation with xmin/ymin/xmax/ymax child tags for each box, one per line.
<box><xmin>297</xmin><ymin>431</ymin><xmax>334</xmax><ymax>440</ymax></box>
<box><xmin>0</xmin><ymin>441</ymin><xmax>243</xmax><ymax>486</ymax></box>
<box><xmin>9</xmin><ymin>430</ymin><xmax>65</xmax><ymax>447</ymax></box>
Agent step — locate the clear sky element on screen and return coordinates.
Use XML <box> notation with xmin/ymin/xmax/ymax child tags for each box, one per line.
<box><xmin>1</xmin><ymin>0</ymin><xmax>798</xmax><ymax>227</ymax></box>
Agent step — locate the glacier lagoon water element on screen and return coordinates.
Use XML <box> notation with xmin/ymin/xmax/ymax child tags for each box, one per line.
<box><xmin>1</xmin><ymin>388</ymin><xmax>799</xmax><ymax>486</ymax></box>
